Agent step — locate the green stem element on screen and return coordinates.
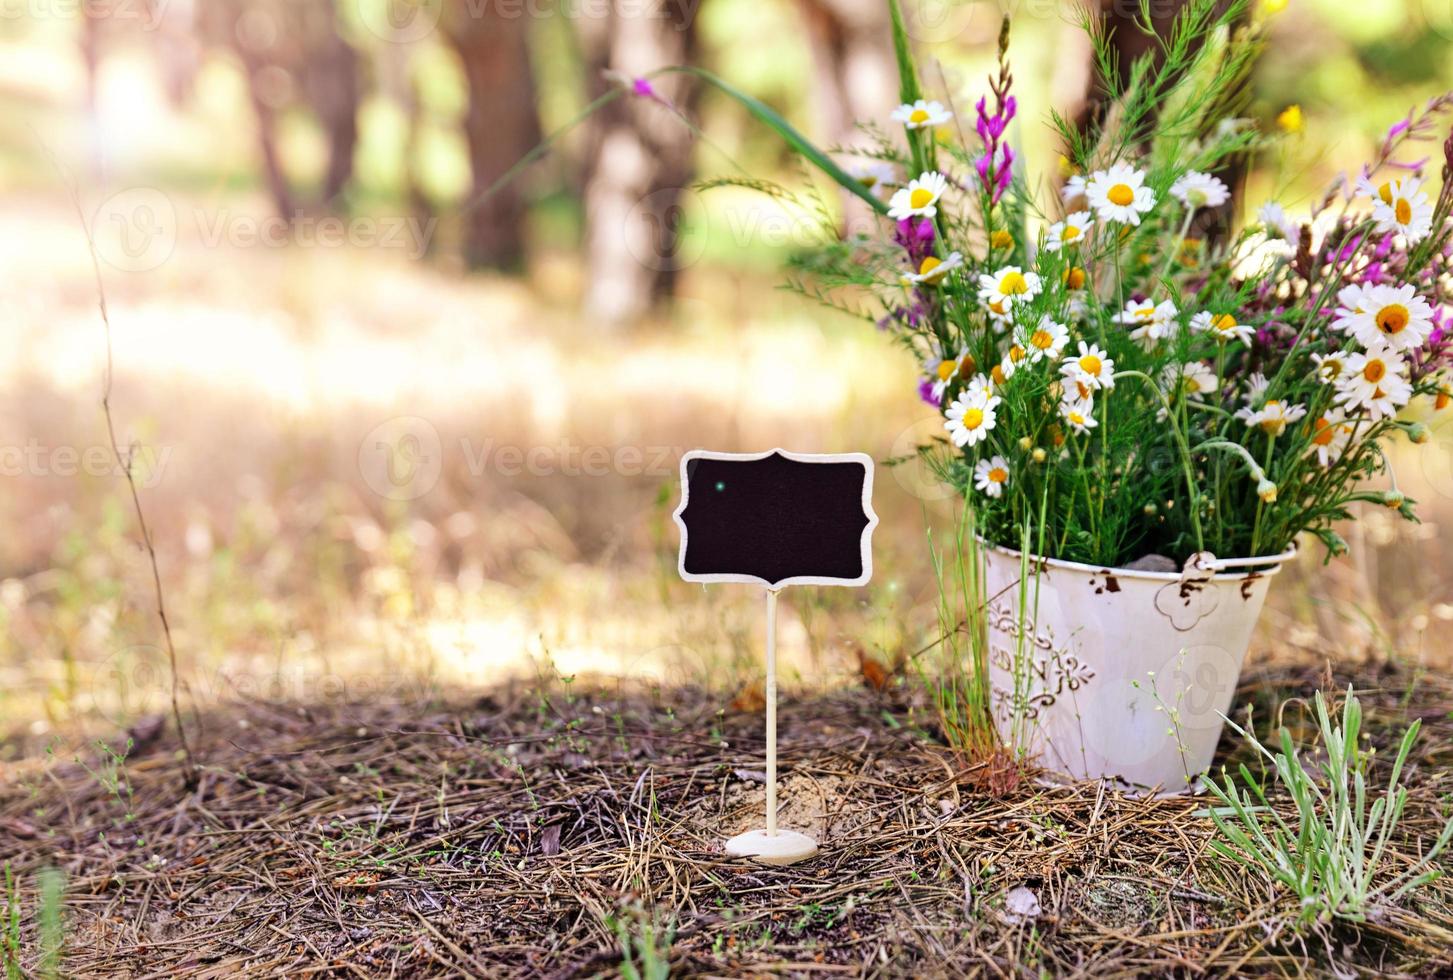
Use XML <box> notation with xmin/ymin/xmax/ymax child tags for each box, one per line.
<box><xmin>650</xmin><ymin>67</ymin><xmax>893</xmax><ymax>216</ymax></box>
<box><xmin>1114</xmin><ymin>369</ymin><xmax>1205</xmax><ymax>552</ymax></box>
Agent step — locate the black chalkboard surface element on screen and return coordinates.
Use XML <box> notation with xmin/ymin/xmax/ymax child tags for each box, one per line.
<box><xmin>674</xmin><ymin>449</ymin><xmax>877</xmax><ymax>588</ymax></box>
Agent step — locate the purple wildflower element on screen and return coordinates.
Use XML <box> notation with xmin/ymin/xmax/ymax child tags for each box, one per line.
<box><xmin>894</xmin><ymin>217</ymin><xmax>936</xmax><ymax>264</ymax></box>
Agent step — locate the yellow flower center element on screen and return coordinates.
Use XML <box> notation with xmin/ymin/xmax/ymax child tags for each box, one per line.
<box><xmin>910</xmin><ymin>108</ymin><xmax>930</xmax><ymax>124</ymax></box>
<box><xmin>988</xmin><ymin>467</ymin><xmax>1008</xmax><ymax>483</ymax></box>
<box><xmin>1395</xmin><ymin>198</ymin><xmax>1412</xmax><ymax>225</ymax></box>
<box><xmin>1063</xmin><ymin>267</ymin><xmax>1086</xmax><ymax>290</ymax></box>
<box><xmin>1079</xmin><ymin>354</ymin><xmax>1102</xmax><ymax>376</ymax></box>
<box><xmin>1363</xmin><ymin>360</ymin><xmax>1387</xmax><ymax>383</ymax></box>
<box><xmin>1311</xmin><ymin>418</ymin><xmax>1335</xmax><ymax>446</ymax></box>
<box><xmin>991</xmin><ymin>230</ymin><xmax>1013</xmax><ymax>248</ymax></box>
<box><xmin>1212</xmin><ymin>314</ymin><xmax>1238</xmax><ymax>332</ymax></box>
<box><xmin>1107</xmin><ymin>183</ymin><xmax>1135</xmax><ymax>207</ymax></box>
<box><xmin>1062</xmin><ymin>224</ymin><xmax>1081</xmax><ymax>242</ymax></box>
<box><xmin>1377</xmin><ymin>182</ymin><xmax>1393</xmax><ymax>205</ymax></box>
<box><xmin>991</xmin><ymin>365</ymin><xmax>1006</xmax><ymax>385</ymax></box>
<box><xmin>909</xmin><ymin>188</ymin><xmax>934</xmax><ymax>210</ymax></box>
<box><xmin>1068</xmin><ymin>411</ymin><xmax>1086</xmax><ymax>425</ymax></box>
<box><xmin>919</xmin><ymin>256</ymin><xmax>943</xmax><ymax>276</ymax></box>
<box><xmin>1030</xmin><ymin>329</ymin><xmax>1054</xmax><ymax>350</ymax></box>
<box><xmin>936</xmin><ymin>359</ymin><xmax>956</xmax><ymax>381</ymax></box>
<box><xmin>1376</xmin><ymin>304</ymin><xmax>1409</xmax><ymax>334</ymax></box>
<box><xmin>957</xmin><ymin>355</ymin><xmax>977</xmax><ymax>378</ymax></box>
<box><xmin>1000</xmin><ymin>271</ymin><xmax>1029</xmax><ymax>295</ymax></box>
<box><xmin>961</xmin><ymin>408</ymin><xmax>985</xmax><ymax>430</ymax></box>
<box><xmin>1008</xmin><ymin>344</ymin><xmax>1026</xmax><ymax>363</ymax></box>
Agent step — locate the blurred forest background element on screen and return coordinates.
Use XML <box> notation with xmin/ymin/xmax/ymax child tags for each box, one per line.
<box><xmin>3</xmin><ymin>0</ymin><xmax>1453</xmax><ymax>749</ymax></box>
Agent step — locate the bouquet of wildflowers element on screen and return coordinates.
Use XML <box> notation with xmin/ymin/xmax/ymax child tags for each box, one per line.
<box><xmin>767</xmin><ymin>0</ymin><xmax>1453</xmax><ymax>567</ymax></box>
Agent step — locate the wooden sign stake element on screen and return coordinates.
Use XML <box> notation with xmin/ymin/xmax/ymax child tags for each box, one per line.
<box><xmin>673</xmin><ymin>449</ymin><xmax>876</xmax><ymax>867</ymax></box>
<box><xmin>723</xmin><ymin>586</ymin><xmax>819</xmax><ymax>864</ymax></box>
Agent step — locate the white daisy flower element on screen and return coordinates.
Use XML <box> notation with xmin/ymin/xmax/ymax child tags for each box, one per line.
<box><xmin>1334</xmin><ymin>348</ymin><xmax>1412</xmax><ymax>419</ymax></box>
<box><xmin>1368</xmin><ymin>176</ymin><xmax>1434</xmax><ymax>243</ymax></box>
<box><xmin>998</xmin><ymin>343</ymin><xmax>1030</xmax><ymax>381</ymax></box>
<box><xmin>1258</xmin><ymin>201</ymin><xmax>1300</xmax><ymax>242</ymax></box>
<box><xmin>1044</xmin><ymin>211</ymin><xmax>1093</xmax><ymax>253</ymax></box>
<box><xmin>1064</xmin><ymin>375</ymin><xmax>1098</xmax><ymax>404</ymax></box>
<box><xmin>1021</xmin><ymin>316</ymin><xmax>1069</xmax><ymax>362</ymax></box>
<box><xmin>962</xmin><ymin>372</ymin><xmax>995</xmax><ymax>400</ymax></box>
<box><xmin>1060</xmin><ymin>341</ymin><xmax>1116</xmax><ymax>391</ymax></box>
<box><xmin>973</xmin><ymin>456</ymin><xmax>1011</xmax><ymax>498</ymax></box>
<box><xmin>1060</xmin><ymin>396</ymin><xmax>1099</xmax><ymax>434</ymax></box>
<box><xmin>1085</xmin><ymin>163</ymin><xmax>1156</xmax><ymax>225</ymax></box>
<box><xmin>977</xmin><ymin>265</ymin><xmax>1042</xmax><ymax>312</ymax></box>
<box><xmin>891</xmin><ymin>99</ymin><xmax>952</xmax><ymax>131</ymax></box>
<box><xmin>1334</xmin><ymin>373</ymin><xmax>1412</xmax><ymax>420</ymax></box>
<box><xmin>887</xmin><ymin>171</ymin><xmax>950</xmax><ymax>221</ymax></box>
<box><xmin>1310</xmin><ymin>351</ymin><xmax>1349</xmax><ymax>384</ymax></box>
<box><xmin>944</xmin><ymin>387</ymin><xmax>1001</xmax><ymax>448</ymax></box>
<box><xmin>1244</xmin><ymin>372</ymin><xmax>1270</xmax><ymax>405</ymax></box>
<box><xmin>1306</xmin><ymin>409</ymin><xmax>1353</xmax><ymax>467</ymax></box>
<box><xmin>1170</xmin><ymin>171</ymin><xmax>1230</xmax><ymax>209</ymax></box>
<box><xmin>1162</xmin><ymin>362</ymin><xmax>1219</xmax><ymax>400</ymax></box>
<box><xmin>844</xmin><ymin>160</ymin><xmax>897</xmax><ymax>200</ymax></box>
<box><xmin>1341</xmin><ymin>283</ymin><xmax>1435</xmax><ymax>352</ymax></box>
<box><xmin>1236</xmin><ymin>399</ymin><xmax>1307</xmax><ymax>436</ymax></box>
<box><xmin>924</xmin><ymin>347</ymin><xmax>974</xmax><ymax>400</ymax></box>
<box><xmin>1116</xmin><ymin>298</ymin><xmax>1179</xmax><ymax>347</ymax></box>
<box><xmin>1114</xmin><ymin>298</ymin><xmax>1157</xmax><ymax>327</ymax></box>
<box><xmin>900</xmin><ymin>251</ymin><xmax>965</xmax><ymax>288</ymax></box>
<box><xmin>1331</xmin><ymin>283</ymin><xmax>1371</xmax><ymax>331</ymax></box>
<box><xmin>1190</xmin><ymin>311</ymin><xmax>1255</xmax><ymax>344</ymax></box>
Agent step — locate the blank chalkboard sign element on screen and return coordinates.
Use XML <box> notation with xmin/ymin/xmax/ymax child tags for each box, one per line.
<box><xmin>673</xmin><ymin>449</ymin><xmax>877</xmax><ymax>588</ymax></box>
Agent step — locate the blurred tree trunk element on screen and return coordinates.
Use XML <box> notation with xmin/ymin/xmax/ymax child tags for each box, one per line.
<box><xmin>378</xmin><ymin>41</ymin><xmax>437</xmax><ymax>258</ymax></box>
<box><xmin>305</xmin><ymin>18</ymin><xmax>361</xmax><ymax>206</ymax></box>
<box><xmin>199</xmin><ymin>0</ymin><xmax>361</xmax><ymax>219</ymax></box>
<box><xmin>578</xmin><ymin>2</ymin><xmax>701</xmax><ymax>327</ymax></box>
<box><xmin>141</xmin><ymin>0</ymin><xmax>202</xmax><ymax>108</ymax></box>
<box><xmin>794</xmin><ymin>0</ymin><xmax>895</xmax><ymax>233</ymax></box>
<box><xmin>795</xmin><ymin>0</ymin><xmax>894</xmax><ymax>149</ymax></box>
<box><xmin>444</xmin><ymin>9</ymin><xmax>541</xmax><ymax>271</ymax></box>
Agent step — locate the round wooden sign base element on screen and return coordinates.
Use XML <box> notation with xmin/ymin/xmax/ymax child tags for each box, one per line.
<box><xmin>724</xmin><ymin>829</ymin><xmax>818</xmax><ymax>866</ymax></box>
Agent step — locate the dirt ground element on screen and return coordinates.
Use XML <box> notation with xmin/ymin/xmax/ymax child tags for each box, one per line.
<box><xmin>2</xmin><ymin>654</ymin><xmax>1451</xmax><ymax>978</ymax></box>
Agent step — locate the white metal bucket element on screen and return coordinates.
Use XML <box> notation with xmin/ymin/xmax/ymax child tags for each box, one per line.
<box><xmin>981</xmin><ymin>543</ymin><xmax>1295</xmax><ymax>793</ymax></box>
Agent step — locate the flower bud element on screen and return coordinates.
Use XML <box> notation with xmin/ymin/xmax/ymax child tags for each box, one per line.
<box><xmin>1257</xmin><ymin>479</ymin><xmax>1278</xmax><ymax>503</ymax></box>
<box><xmin>1031</xmin><ymin>447</ymin><xmax>1047</xmax><ymax>464</ymax></box>
<box><xmin>1407</xmin><ymin>423</ymin><xmax>1431</xmax><ymax>445</ymax></box>
<box><xmin>1143</xmin><ymin>502</ymin><xmax>1158</xmax><ymax>515</ymax></box>
<box><xmin>1018</xmin><ymin>436</ymin><xmax>1034</xmax><ymax>451</ymax></box>
<box><xmin>1383</xmin><ymin>490</ymin><xmax>1405</xmax><ymax>509</ymax></box>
